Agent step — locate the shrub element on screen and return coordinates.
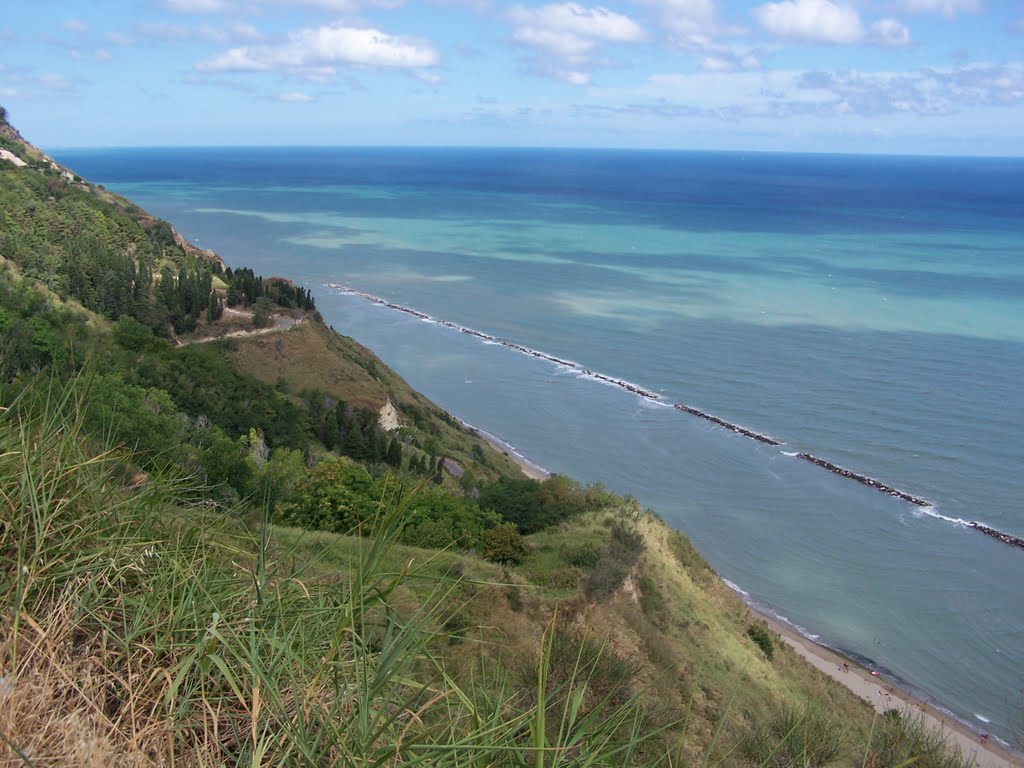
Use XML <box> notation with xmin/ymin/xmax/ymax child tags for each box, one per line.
<box><xmin>747</xmin><ymin>622</ymin><xmax>776</xmax><ymax>660</ymax></box>
<box><xmin>584</xmin><ymin>521</ymin><xmax>645</xmax><ymax>602</ymax></box>
<box><xmin>561</xmin><ymin>541</ymin><xmax>602</xmax><ymax>569</ymax></box>
<box><xmin>481</xmin><ymin>522</ymin><xmax>528</xmax><ymax>565</ymax></box>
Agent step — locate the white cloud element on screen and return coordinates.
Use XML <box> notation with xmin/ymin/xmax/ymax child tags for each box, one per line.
<box><xmin>37</xmin><ymin>73</ymin><xmax>77</xmax><ymax>92</ymax></box>
<box><xmin>650</xmin><ymin>0</ymin><xmax>716</xmax><ymax>38</ymax></box>
<box><xmin>277</xmin><ymin>91</ymin><xmax>314</xmax><ymax>101</ymax></box>
<box><xmin>414</xmin><ymin>70</ymin><xmax>443</xmax><ymax>84</ymax></box>
<box><xmin>197</xmin><ymin>24</ymin><xmax>439</xmax><ymax>74</ymax></box>
<box><xmin>106</xmin><ymin>31</ymin><xmax>135</xmax><ymax>46</ymax></box>
<box><xmin>902</xmin><ymin>0</ymin><xmax>981</xmax><ymax>17</ymax></box>
<box><xmin>162</xmin><ymin>0</ymin><xmax>230</xmax><ymax>12</ymax></box>
<box><xmin>63</xmin><ymin>19</ymin><xmax>90</xmax><ymax>34</ymax></box>
<box><xmin>94</xmin><ymin>48</ymin><xmax>113</xmax><ymax>61</ymax></box>
<box><xmin>139</xmin><ymin>22</ymin><xmax>263</xmax><ymax>44</ymax></box>
<box><xmin>870</xmin><ymin>18</ymin><xmax>911</xmax><ymax>46</ymax></box>
<box><xmin>581</xmin><ymin>61</ymin><xmax>1024</xmax><ymax>123</ymax></box>
<box><xmin>755</xmin><ymin>0</ymin><xmax>863</xmax><ymax>44</ymax></box>
<box><xmin>508</xmin><ymin>3</ymin><xmax>645</xmax><ymax>83</ymax></box>
<box><xmin>700</xmin><ymin>52</ymin><xmax>761</xmax><ymax>72</ymax></box>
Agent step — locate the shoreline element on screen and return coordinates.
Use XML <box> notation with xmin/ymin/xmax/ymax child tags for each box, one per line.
<box><xmin>458</xmin><ymin>418</ymin><xmax>551</xmax><ymax>481</ymax></box>
<box><xmin>750</xmin><ymin>605</ymin><xmax>1022</xmax><ymax>768</ymax></box>
<box><xmin>465</xmin><ymin>416</ymin><xmax>1021</xmax><ymax>766</ymax></box>
<box><xmin>328</xmin><ymin>282</ymin><xmax>1024</xmax><ymax>553</ymax></box>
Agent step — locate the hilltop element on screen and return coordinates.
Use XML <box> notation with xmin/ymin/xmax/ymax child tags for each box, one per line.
<box><xmin>0</xmin><ymin>107</ymin><xmax>989</xmax><ymax>766</ymax></box>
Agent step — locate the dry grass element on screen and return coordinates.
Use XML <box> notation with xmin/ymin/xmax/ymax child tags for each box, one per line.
<box><xmin>0</xmin><ymin>378</ymin><xmax>680</xmax><ymax>767</ymax></box>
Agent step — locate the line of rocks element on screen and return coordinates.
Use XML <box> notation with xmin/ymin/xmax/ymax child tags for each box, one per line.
<box><xmin>965</xmin><ymin>522</ymin><xmax>1024</xmax><ymax>550</ymax></box>
<box><xmin>795</xmin><ymin>453</ymin><xmax>931</xmax><ymax>506</ymax></box>
<box><xmin>329</xmin><ymin>283</ymin><xmax>1024</xmax><ymax>553</ymax></box>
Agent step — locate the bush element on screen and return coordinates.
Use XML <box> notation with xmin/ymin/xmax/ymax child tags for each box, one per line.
<box><xmin>584</xmin><ymin>521</ymin><xmax>645</xmax><ymax>602</ymax></box>
<box><xmin>747</xmin><ymin>622</ymin><xmax>776</xmax><ymax>660</ymax></box>
<box><xmin>481</xmin><ymin>522</ymin><xmax>528</xmax><ymax>565</ymax></box>
<box><xmin>561</xmin><ymin>541</ymin><xmax>602</xmax><ymax>569</ymax></box>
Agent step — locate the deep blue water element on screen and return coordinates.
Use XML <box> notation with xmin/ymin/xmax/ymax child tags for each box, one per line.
<box><xmin>57</xmin><ymin>147</ymin><xmax>1024</xmax><ymax>742</ymax></box>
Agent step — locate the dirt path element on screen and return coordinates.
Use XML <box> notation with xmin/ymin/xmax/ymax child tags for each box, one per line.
<box><xmin>177</xmin><ymin>311</ymin><xmax>303</xmax><ymax>346</ymax></box>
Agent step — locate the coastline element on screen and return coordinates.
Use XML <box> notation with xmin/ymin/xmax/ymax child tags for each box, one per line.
<box><xmin>751</xmin><ymin>607</ymin><xmax>1022</xmax><ymax>768</ymax></box>
<box><xmin>471</xmin><ymin>418</ymin><xmax>1021</xmax><ymax>766</ymax></box>
<box><xmin>458</xmin><ymin>418</ymin><xmax>551</xmax><ymax>481</ymax></box>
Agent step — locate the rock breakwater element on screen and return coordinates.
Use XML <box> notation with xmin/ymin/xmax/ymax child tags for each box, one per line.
<box><xmin>328</xmin><ymin>282</ymin><xmax>1024</xmax><ymax>552</ymax></box>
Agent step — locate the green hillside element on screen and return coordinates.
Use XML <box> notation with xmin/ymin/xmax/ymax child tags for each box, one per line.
<box><xmin>0</xmin><ymin>108</ymin><xmax>975</xmax><ymax>766</ymax></box>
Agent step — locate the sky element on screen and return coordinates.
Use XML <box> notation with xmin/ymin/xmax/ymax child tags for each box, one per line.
<box><xmin>1</xmin><ymin>0</ymin><xmax>1022</xmax><ymax>154</ymax></box>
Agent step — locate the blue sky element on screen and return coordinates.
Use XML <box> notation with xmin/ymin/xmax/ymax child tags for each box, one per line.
<box><xmin>1</xmin><ymin>0</ymin><xmax>1022</xmax><ymax>153</ymax></box>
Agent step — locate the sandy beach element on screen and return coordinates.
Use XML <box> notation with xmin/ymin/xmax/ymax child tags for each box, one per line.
<box><xmin>464</xmin><ymin>420</ymin><xmax>1020</xmax><ymax>766</ymax></box>
<box><xmin>460</xmin><ymin>419</ymin><xmax>551</xmax><ymax>481</ymax></box>
<box><xmin>755</xmin><ymin>611</ymin><xmax>1022</xmax><ymax>768</ymax></box>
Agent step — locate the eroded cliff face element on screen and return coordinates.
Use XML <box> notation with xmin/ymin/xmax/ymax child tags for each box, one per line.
<box><xmin>379</xmin><ymin>398</ymin><xmax>400</xmax><ymax>432</ymax></box>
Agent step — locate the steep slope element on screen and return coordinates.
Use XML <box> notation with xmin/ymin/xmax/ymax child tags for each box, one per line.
<box><xmin>0</xmin><ymin>107</ymin><xmax>982</xmax><ymax>767</ymax></box>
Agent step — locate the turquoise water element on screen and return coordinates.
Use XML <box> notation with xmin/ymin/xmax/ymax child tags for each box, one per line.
<box><xmin>57</xmin><ymin>148</ymin><xmax>1024</xmax><ymax>742</ymax></box>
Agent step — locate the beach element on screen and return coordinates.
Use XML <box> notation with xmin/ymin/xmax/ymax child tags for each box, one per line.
<box><xmin>755</xmin><ymin>611</ymin><xmax>1022</xmax><ymax>768</ymax></box>
<box><xmin>486</xmin><ymin>420</ymin><xmax>1022</xmax><ymax>767</ymax></box>
<box><xmin>62</xmin><ymin>146</ymin><xmax>1024</xmax><ymax>750</ymax></box>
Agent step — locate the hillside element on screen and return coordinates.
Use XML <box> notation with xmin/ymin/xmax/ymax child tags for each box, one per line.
<box><xmin>0</xmin><ymin>107</ymin><xmax>981</xmax><ymax>766</ymax></box>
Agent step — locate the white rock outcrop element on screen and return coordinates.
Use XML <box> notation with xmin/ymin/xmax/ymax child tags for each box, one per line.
<box><xmin>378</xmin><ymin>398</ymin><xmax>400</xmax><ymax>432</ymax></box>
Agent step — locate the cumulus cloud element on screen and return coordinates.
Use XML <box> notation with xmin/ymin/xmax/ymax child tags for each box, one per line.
<box><xmin>870</xmin><ymin>18</ymin><xmax>911</xmax><ymax>46</ymax></box>
<box><xmin>754</xmin><ymin>0</ymin><xmax>863</xmax><ymax>44</ymax></box>
<box><xmin>277</xmin><ymin>91</ymin><xmax>314</xmax><ymax>101</ymax></box>
<box><xmin>508</xmin><ymin>3</ymin><xmax>645</xmax><ymax>84</ymax></box>
<box><xmin>901</xmin><ymin>0</ymin><xmax>981</xmax><ymax>17</ymax></box>
<box><xmin>197</xmin><ymin>23</ymin><xmax>439</xmax><ymax>75</ymax></box>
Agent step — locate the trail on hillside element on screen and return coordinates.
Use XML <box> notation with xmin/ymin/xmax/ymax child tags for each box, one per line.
<box><xmin>177</xmin><ymin>311</ymin><xmax>303</xmax><ymax>346</ymax></box>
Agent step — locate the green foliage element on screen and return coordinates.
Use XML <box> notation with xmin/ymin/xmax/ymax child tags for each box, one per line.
<box><xmin>866</xmin><ymin>710</ymin><xmax>976</xmax><ymax>768</ymax></box>
<box><xmin>585</xmin><ymin>521</ymin><xmax>645</xmax><ymax>602</ymax></box>
<box><xmin>252</xmin><ymin>295</ymin><xmax>276</xmax><ymax>328</ymax></box>
<box><xmin>401</xmin><ymin>487</ymin><xmax>501</xmax><ymax>549</ymax></box>
<box><xmin>479</xmin><ymin>475</ymin><xmax>603</xmax><ymax>534</ymax></box>
<box><xmin>481</xmin><ymin>522</ymin><xmax>529</xmax><ymax>565</ymax></box>
<box><xmin>742</xmin><ymin>705</ymin><xmax>845</xmax><ymax>768</ymax></box>
<box><xmin>747</xmin><ymin>622</ymin><xmax>776</xmax><ymax>660</ymax></box>
<box><xmin>275</xmin><ymin>455</ymin><xmax>385</xmax><ymax>534</ymax></box>
<box><xmin>560</xmin><ymin>540</ymin><xmax>602</xmax><ymax>569</ymax></box>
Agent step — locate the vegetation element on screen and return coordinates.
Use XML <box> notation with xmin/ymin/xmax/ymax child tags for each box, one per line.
<box><xmin>747</xmin><ymin>622</ymin><xmax>776</xmax><ymax>660</ymax></box>
<box><xmin>0</xmin><ymin>383</ymin><xmax>678</xmax><ymax>765</ymax></box>
<box><xmin>0</xmin><ymin>114</ymin><xmax>990</xmax><ymax>767</ymax></box>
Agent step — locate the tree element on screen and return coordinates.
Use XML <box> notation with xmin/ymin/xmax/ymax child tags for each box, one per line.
<box><xmin>385</xmin><ymin>438</ymin><xmax>403</xmax><ymax>468</ymax></box>
<box><xmin>252</xmin><ymin>296</ymin><xmax>276</xmax><ymax>328</ymax></box>
<box><xmin>275</xmin><ymin>456</ymin><xmax>381</xmax><ymax>534</ymax></box>
<box><xmin>481</xmin><ymin>523</ymin><xmax>528</xmax><ymax>565</ymax></box>
<box><xmin>0</xmin><ymin>105</ymin><xmax>8</xmax><ymax>123</ymax></box>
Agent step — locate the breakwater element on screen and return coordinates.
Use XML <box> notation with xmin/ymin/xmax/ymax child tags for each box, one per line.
<box><xmin>795</xmin><ymin>453</ymin><xmax>930</xmax><ymax>506</ymax></box>
<box><xmin>327</xmin><ymin>282</ymin><xmax>1024</xmax><ymax>552</ymax></box>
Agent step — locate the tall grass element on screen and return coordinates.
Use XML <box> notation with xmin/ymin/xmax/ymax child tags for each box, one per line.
<box><xmin>0</xmin><ymin>377</ymin><xmax>680</xmax><ymax>766</ymax></box>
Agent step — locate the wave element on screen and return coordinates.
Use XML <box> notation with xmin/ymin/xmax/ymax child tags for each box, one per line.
<box><xmin>327</xmin><ymin>282</ymin><xmax>1024</xmax><ymax>553</ymax></box>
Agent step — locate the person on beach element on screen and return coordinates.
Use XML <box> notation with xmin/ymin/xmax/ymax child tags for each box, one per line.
<box><xmin>843</xmin><ymin>662</ymin><xmax>850</xmax><ymax>673</ymax></box>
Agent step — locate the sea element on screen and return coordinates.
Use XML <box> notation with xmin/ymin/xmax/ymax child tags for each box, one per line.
<box><xmin>55</xmin><ymin>146</ymin><xmax>1024</xmax><ymax>743</ymax></box>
